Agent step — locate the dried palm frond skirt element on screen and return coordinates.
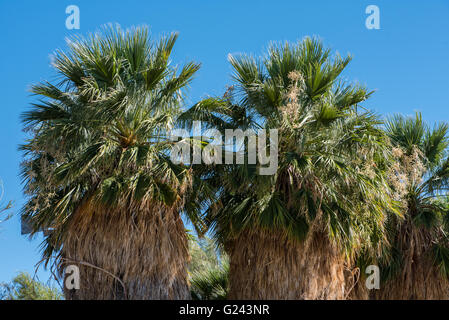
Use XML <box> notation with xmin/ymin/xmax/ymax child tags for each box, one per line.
<box><xmin>61</xmin><ymin>199</ymin><xmax>190</xmax><ymax>300</ymax></box>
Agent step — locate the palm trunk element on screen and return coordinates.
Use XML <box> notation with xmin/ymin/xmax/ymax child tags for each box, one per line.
<box><xmin>226</xmin><ymin>228</ymin><xmax>346</xmax><ymax>299</ymax></box>
<box><xmin>374</xmin><ymin>221</ymin><xmax>449</xmax><ymax>300</ymax></box>
<box><xmin>345</xmin><ymin>268</ymin><xmax>371</xmax><ymax>300</ymax></box>
<box><xmin>61</xmin><ymin>199</ymin><xmax>190</xmax><ymax>300</ymax></box>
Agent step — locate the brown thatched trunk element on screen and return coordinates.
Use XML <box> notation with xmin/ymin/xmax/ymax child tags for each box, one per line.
<box><xmin>226</xmin><ymin>228</ymin><xmax>346</xmax><ymax>300</ymax></box>
<box><xmin>373</xmin><ymin>222</ymin><xmax>449</xmax><ymax>300</ymax></box>
<box><xmin>61</xmin><ymin>199</ymin><xmax>190</xmax><ymax>300</ymax></box>
<box><xmin>344</xmin><ymin>268</ymin><xmax>371</xmax><ymax>300</ymax></box>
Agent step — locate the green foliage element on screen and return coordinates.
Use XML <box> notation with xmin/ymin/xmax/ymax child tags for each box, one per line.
<box><xmin>188</xmin><ymin>235</ymin><xmax>229</xmax><ymax>300</ymax></box>
<box><xmin>190</xmin><ymin>265</ymin><xmax>229</xmax><ymax>300</ymax></box>
<box><xmin>432</xmin><ymin>243</ymin><xmax>449</xmax><ymax>278</ymax></box>
<box><xmin>0</xmin><ymin>272</ymin><xmax>62</xmax><ymax>300</ymax></box>
<box><xmin>0</xmin><ymin>180</ymin><xmax>12</xmax><ymax>223</ymax></box>
<box><xmin>189</xmin><ymin>236</ymin><xmax>222</xmax><ymax>274</ymax></box>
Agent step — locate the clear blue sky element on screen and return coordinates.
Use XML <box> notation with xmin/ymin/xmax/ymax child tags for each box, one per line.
<box><xmin>0</xmin><ymin>0</ymin><xmax>448</xmax><ymax>285</ymax></box>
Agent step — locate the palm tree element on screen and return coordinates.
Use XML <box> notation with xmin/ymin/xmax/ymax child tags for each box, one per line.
<box><xmin>181</xmin><ymin>38</ymin><xmax>396</xmax><ymax>299</ymax></box>
<box><xmin>20</xmin><ymin>25</ymin><xmax>201</xmax><ymax>299</ymax></box>
<box><xmin>0</xmin><ymin>180</ymin><xmax>12</xmax><ymax>223</ymax></box>
<box><xmin>0</xmin><ymin>272</ymin><xmax>63</xmax><ymax>300</ymax></box>
<box><xmin>372</xmin><ymin>112</ymin><xmax>449</xmax><ymax>299</ymax></box>
<box><xmin>188</xmin><ymin>235</ymin><xmax>229</xmax><ymax>300</ymax></box>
